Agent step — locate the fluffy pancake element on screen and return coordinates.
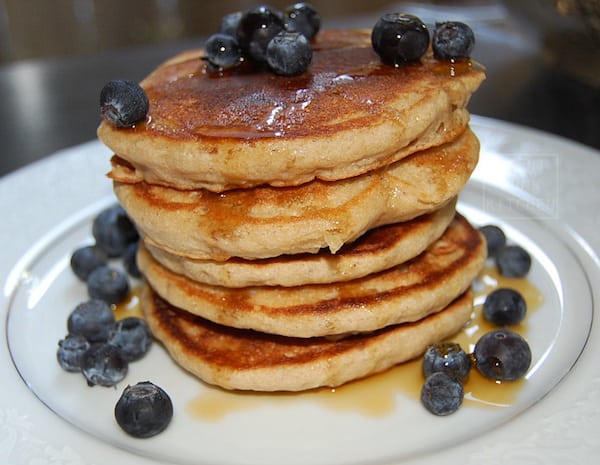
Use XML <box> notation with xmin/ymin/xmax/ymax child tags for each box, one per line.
<box><xmin>114</xmin><ymin>128</ymin><xmax>478</xmax><ymax>260</ymax></box>
<box><xmin>98</xmin><ymin>29</ymin><xmax>485</xmax><ymax>192</ymax></box>
<box><xmin>137</xmin><ymin>214</ymin><xmax>486</xmax><ymax>337</ymax></box>
<box><xmin>143</xmin><ymin>284</ymin><xmax>474</xmax><ymax>391</ymax></box>
<box><xmin>142</xmin><ymin>199</ymin><xmax>456</xmax><ymax>288</ymax></box>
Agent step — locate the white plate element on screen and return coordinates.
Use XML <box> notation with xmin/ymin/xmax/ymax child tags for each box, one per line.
<box><xmin>2</xmin><ymin>116</ymin><xmax>600</xmax><ymax>465</ymax></box>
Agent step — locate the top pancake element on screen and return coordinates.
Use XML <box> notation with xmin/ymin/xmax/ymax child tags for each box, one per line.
<box><xmin>97</xmin><ymin>29</ymin><xmax>485</xmax><ymax>192</ymax></box>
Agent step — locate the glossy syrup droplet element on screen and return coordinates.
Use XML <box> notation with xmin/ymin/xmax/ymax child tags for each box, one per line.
<box><xmin>112</xmin><ymin>286</ymin><xmax>143</xmax><ymax>320</ymax></box>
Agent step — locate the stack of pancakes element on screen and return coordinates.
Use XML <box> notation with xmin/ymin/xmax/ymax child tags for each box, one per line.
<box><xmin>98</xmin><ymin>30</ymin><xmax>486</xmax><ymax>391</ymax></box>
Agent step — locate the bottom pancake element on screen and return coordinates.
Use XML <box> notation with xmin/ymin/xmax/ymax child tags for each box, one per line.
<box><xmin>143</xmin><ymin>284</ymin><xmax>474</xmax><ymax>392</ymax></box>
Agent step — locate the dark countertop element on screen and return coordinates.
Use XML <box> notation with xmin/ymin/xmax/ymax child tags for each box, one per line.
<box><xmin>1</xmin><ymin>4</ymin><xmax>599</xmax><ymax>178</ymax></box>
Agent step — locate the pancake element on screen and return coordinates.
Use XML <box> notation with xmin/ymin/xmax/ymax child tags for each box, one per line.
<box><xmin>98</xmin><ymin>29</ymin><xmax>485</xmax><ymax>192</ymax></box>
<box><xmin>137</xmin><ymin>214</ymin><xmax>486</xmax><ymax>337</ymax></box>
<box><xmin>114</xmin><ymin>128</ymin><xmax>478</xmax><ymax>260</ymax></box>
<box><xmin>142</xmin><ymin>199</ymin><xmax>456</xmax><ymax>288</ymax></box>
<box><xmin>142</xmin><ymin>284</ymin><xmax>474</xmax><ymax>391</ymax></box>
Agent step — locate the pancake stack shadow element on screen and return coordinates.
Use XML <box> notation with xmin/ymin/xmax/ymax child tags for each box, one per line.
<box><xmin>98</xmin><ymin>29</ymin><xmax>487</xmax><ymax>392</ymax></box>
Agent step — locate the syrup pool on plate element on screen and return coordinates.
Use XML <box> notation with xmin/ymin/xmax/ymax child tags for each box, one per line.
<box><xmin>186</xmin><ymin>266</ymin><xmax>543</xmax><ymax>421</ymax></box>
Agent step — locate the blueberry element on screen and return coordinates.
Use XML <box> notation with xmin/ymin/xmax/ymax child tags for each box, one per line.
<box><xmin>87</xmin><ymin>266</ymin><xmax>130</xmax><ymax>305</ymax></box>
<box><xmin>496</xmin><ymin>245</ymin><xmax>532</xmax><ymax>278</ymax></box>
<box><xmin>204</xmin><ymin>33</ymin><xmax>243</xmax><ymax>71</ymax></box>
<box><xmin>92</xmin><ymin>204</ymin><xmax>139</xmax><ymax>258</ymax></box>
<box><xmin>67</xmin><ymin>299</ymin><xmax>115</xmax><ymax>343</ymax></box>
<box><xmin>57</xmin><ymin>334</ymin><xmax>91</xmax><ymax>372</ymax></box>
<box><xmin>421</xmin><ymin>372</ymin><xmax>463</xmax><ymax>416</ymax></box>
<box><xmin>100</xmin><ymin>79</ymin><xmax>149</xmax><ymax>128</ymax></box>
<box><xmin>423</xmin><ymin>342</ymin><xmax>471</xmax><ymax>382</ymax></box>
<box><xmin>70</xmin><ymin>245</ymin><xmax>108</xmax><ymax>281</ymax></box>
<box><xmin>371</xmin><ymin>13</ymin><xmax>429</xmax><ymax>66</ymax></box>
<box><xmin>123</xmin><ymin>241</ymin><xmax>142</xmax><ymax>278</ymax></box>
<box><xmin>474</xmin><ymin>329</ymin><xmax>532</xmax><ymax>381</ymax></box>
<box><xmin>432</xmin><ymin>21</ymin><xmax>475</xmax><ymax>60</ymax></box>
<box><xmin>81</xmin><ymin>343</ymin><xmax>128</xmax><ymax>387</ymax></box>
<box><xmin>478</xmin><ymin>224</ymin><xmax>506</xmax><ymax>259</ymax></box>
<box><xmin>266</xmin><ymin>31</ymin><xmax>312</xmax><ymax>76</ymax></box>
<box><xmin>108</xmin><ymin>317</ymin><xmax>153</xmax><ymax>362</ymax></box>
<box><xmin>115</xmin><ymin>381</ymin><xmax>173</xmax><ymax>438</ymax></box>
<box><xmin>219</xmin><ymin>11</ymin><xmax>243</xmax><ymax>37</ymax></box>
<box><xmin>283</xmin><ymin>2</ymin><xmax>321</xmax><ymax>40</ymax></box>
<box><xmin>483</xmin><ymin>288</ymin><xmax>527</xmax><ymax>326</ymax></box>
<box><xmin>237</xmin><ymin>5</ymin><xmax>285</xmax><ymax>63</ymax></box>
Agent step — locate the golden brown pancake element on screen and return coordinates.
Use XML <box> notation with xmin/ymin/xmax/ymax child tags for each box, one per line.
<box><xmin>114</xmin><ymin>129</ymin><xmax>478</xmax><ymax>260</ymax></box>
<box><xmin>137</xmin><ymin>214</ymin><xmax>486</xmax><ymax>337</ymax></box>
<box><xmin>142</xmin><ymin>284</ymin><xmax>474</xmax><ymax>391</ymax></box>
<box><xmin>98</xmin><ymin>29</ymin><xmax>485</xmax><ymax>192</ymax></box>
<box><xmin>142</xmin><ymin>200</ymin><xmax>456</xmax><ymax>288</ymax></box>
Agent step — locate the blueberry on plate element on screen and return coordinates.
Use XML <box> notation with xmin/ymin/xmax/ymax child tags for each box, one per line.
<box><xmin>432</xmin><ymin>21</ymin><xmax>475</xmax><ymax>60</ymax></box>
<box><xmin>115</xmin><ymin>381</ymin><xmax>173</xmax><ymax>438</ymax></box>
<box><xmin>123</xmin><ymin>241</ymin><xmax>142</xmax><ymax>278</ymax></box>
<box><xmin>371</xmin><ymin>13</ymin><xmax>429</xmax><ymax>66</ymax></box>
<box><xmin>421</xmin><ymin>372</ymin><xmax>464</xmax><ymax>416</ymax></box>
<box><xmin>237</xmin><ymin>5</ymin><xmax>285</xmax><ymax>63</ymax></box>
<box><xmin>87</xmin><ymin>266</ymin><xmax>130</xmax><ymax>305</ymax></box>
<box><xmin>204</xmin><ymin>33</ymin><xmax>243</xmax><ymax>71</ymax></box>
<box><xmin>474</xmin><ymin>329</ymin><xmax>532</xmax><ymax>381</ymax></box>
<box><xmin>483</xmin><ymin>288</ymin><xmax>527</xmax><ymax>326</ymax></box>
<box><xmin>57</xmin><ymin>334</ymin><xmax>91</xmax><ymax>372</ymax></box>
<box><xmin>496</xmin><ymin>245</ymin><xmax>532</xmax><ymax>278</ymax></box>
<box><xmin>108</xmin><ymin>317</ymin><xmax>153</xmax><ymax>362</ymax></box>
<box><xmin>100</xmin><ymin>79</ymin><xmax>149</xmax><ymax>128</ymax></box>
<box><xmin>67</xmin><ymin>299</ymin><xmax>115</xmax><ymax>343</ymax></box>
<box><xmin>92</xmin><ymin>204</ymin><xmax>139</xmax><ymax>258</ymax></box>
<box><xmin>422</xmin><ymin>342</ymin><xmax>471</xmax><ymax>382</ymax></box>
<box><xmin>266</xmin><ymin>31</ymin><xmax>312</xmax><ymax>76</ymax></box>
<box><xmin>70</xmin><ymin>245</ymin><xmax>108</xmax><ymax>281</ymax></box>
<box><xmin>478</xmin><ymin>224</ymin><xmax>506</xmax><ymax>259</ymax></box>
<box><xmin>283</xmin><ymin>2</ymin><xmax>321</xmax><ymax>40</ymax></box>
<box><xmin>81</xmin><ymin>343</ymin><xmax>128</xmax><ymax>387</ymax></box>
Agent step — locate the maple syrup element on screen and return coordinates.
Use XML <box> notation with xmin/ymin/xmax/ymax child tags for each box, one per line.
<box><xmin>187</xmin><ymin>266</ymin><xmax>543</xmax><ymax>421</ymax></box>
<box><xmin>112</xmin><ymin>286</ymin><xmax>143</xmax><ymax>320</ymax></box>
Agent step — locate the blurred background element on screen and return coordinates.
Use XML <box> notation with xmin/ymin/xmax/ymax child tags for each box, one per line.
<box><xmin>1</xmin><ymin>0</ymin><xmax>599</xmax><ymax>175</ymax></box>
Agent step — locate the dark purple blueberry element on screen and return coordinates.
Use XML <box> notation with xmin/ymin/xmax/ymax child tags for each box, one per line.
<box><xmin>100</xmin><ymin>79</ymin><xmax>149</xmax><ymax>127</ymax></box>
<box><xmin>423</xmin><ymin>342</ymin><xmax>471</xmax><ymax>382</ymax></box>
<box><xmin>70</xmin><ymin>245</ymin><xmax>108</xmax><ymax>281</ymax></box>
<box><xmin>474</xmin><ymin>329</ymin><xmax>532</xmax><ymax>381</ymax></box>
<box><xmin>204</xmin><ymin>33</ymin><xmax>243</xmax><ymax>71</ymax></box>
<box><xmin>115</xmin><ymin>382</ymin><xmax>173</xmax><ymax>438</ymax></box>
<box><xmin>57</xmin><ymin>334</ymin><xmax>91</xmax><ymax>372</ymax></box>
<box><xmin>266</xmin><ymin>31</ymin><xmax>312</xmax><ymax>76</ymax></box>
<box><xmin>237</xmin><ymin>5</ymin><xmax>285</xmax><ymax>63</ymax></box>
<box><xmin>371</xmin><ymin>13</ymin><xmax>429</xmax><ymax>66</ymax></box>
<box><xmin>483</xmin><ymin>288</ymin><xmax>527</xmax><ymax>326</ymax></box>
<box><xmin>219</xmin><ymin>11</ymin><xmax>243</xmax><ymax>37</ymax></box>
<box><xmin>87</xmin><ymin>266</ymin><xmax>130</xmax><ymax>305</ymax></box>
<box><xmin>108</xmin><ymin>317</ymin><xmax>153</xmax><ymax>362</ymax></box>
<box><xmin>67</xmin><ymin>299</ymin><xmax>115</xmax><ymax>343</ymax></box>
<box><xmin>432</xmin><ymin>21</ymin><xmax>475</xmax><ymax>60</ymax></box>
<box><xmin>496</xmin><ymin>245</ymin><xmax>532</xmax><ymax>278</ymax></box>
<box><xmin>478</xmin><ymin>224</ymin><xmax>506</xmax><ymax>259</ymax></box>
<box><xmin>283</xmin><ymin>2</ymin><xmax>321</xmax><ymax>40</ymax></box>
<box><xmin>81</xmin><ymin>343</ymin><xmax>128</xmax><ymax>387</ymax></box>
<box><xmin>92</xmin><ymin>204</ymin><xmax>139</xmax><ymax>258</ymax></box>
<box><xmin>421</xmin><ymin>372</ymin><xmax>464</xmax><ymax>416</ymax></box>
<box><xmin>123</xmin><ymin>241</ymin><xmax>141</xmax><ymax>278</ymax></box>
